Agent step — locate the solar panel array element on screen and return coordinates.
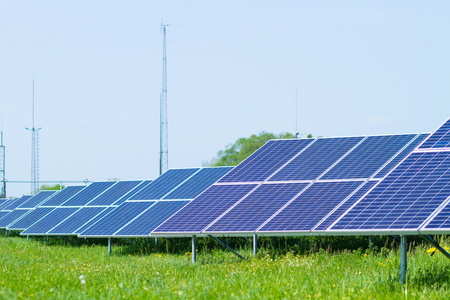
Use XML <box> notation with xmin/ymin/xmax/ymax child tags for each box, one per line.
<box><xmin>327</xmin><ymin>118</ymin><xmax>450</xmax><ymax>235</ymax></box>
<box><xmin>79</xmin><ymin>167</ymin><xmax>233</xmax><ymax>238</ymax></box>
<box><xmin>153</xmin><ymin>133</ymin><xmax>429</xmax><ymax>236</ymax></box>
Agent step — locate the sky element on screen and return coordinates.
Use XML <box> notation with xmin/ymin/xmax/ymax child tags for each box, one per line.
<box><xmin>0</xmin><ymin>1</ymin><xmax>449</xmax><ymax>197</ymax></box>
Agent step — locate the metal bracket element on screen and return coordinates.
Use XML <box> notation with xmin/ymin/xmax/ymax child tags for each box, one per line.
<box><xmin>208</xmin><ymin>235</ymin><xmax>248</xmax><ymax>261</ymax></box>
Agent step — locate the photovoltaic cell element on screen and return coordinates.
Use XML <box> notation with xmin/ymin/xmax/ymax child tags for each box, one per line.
<box><xmin>62</xmin><ymin>182</ymin><xmax>116</xmax><ymax>206</ymax></box>
<box><xmin>21</xmin><ymin>207</ymin><xmax>79</xmax><ymax>235</ymax></box>
<box><xmin>113</xmin><ymin>181</ymin><xmax>153</xmax><ymax>205</ymax></box>
<box><xmin>114</xmin><ymin>201</ymin><xmax>188</xmax><ymax>236</ymax></box>
<box><xmin>129</xmin><ymin>169</ymin><xmax>199</xmax><ymax>200</ymax></box>
<box><xmin>269</xmin><ymin>137</ymin><xmax>363</xmax><ymax>181</ymax></box>
<box><xmin>2</xmin><ymin>196</ymin><xmax>33</xmax><ymax>211</ymax></box>
<box><xmin>77</xmin><ymin>207</ymin><xmax>116</xmax><ymax>234</ymax></box>
<box><xmin>163</xmin><ymin>167</ymin><xmax>232</xmax><ymax>199</ymax></box>
<box><xmin>419</xmin><ymin>119</ymin><xmax>450</xmax><ymax>149</ymax></box>
<box><xmin>42</xmin><ymin>186</ymin><xmax>85</xmax><ymax>207</ymax></box>
<box><xmin>153</xmin><ymin>184</ymin><xmax>257</xmax><ymax>233</ymax></box>
<box><xmin>79</xmin><ymin>202</ymin><xmax>155</xmax><ymax>236</ymax></box>
<box><xmin>0</xmin><ymin>210</ymin><xmax>30</xmax><ymax>228</ymax></box>
<box><xmin>321</xmin><ymin>135</ymin><xmax>416</xmax><ymax>180</ymax></box>
<box><xmin>205</xmin><ymin>183</ymin><xmax>309</xmax><ymax>233</ymax></box>
<box><xmin>259</xmin><ymin>181</ymin><xmax>364</xmax><ymax>232</ymax></box>
<box><xmin>8</xmin><ymin>207</ymin><xmax>55</xmax><ymax>230</ymax></box>
<box><xmin>313</xmin><ymin>180</ymin><xmax>378</xmax><ymax>230</ymax></box>
<box><xmin>331</xmin><ymin>152</ymin><xmax>450</xmax><ymax>231</ymax></box>
<box><xmin>423</xmin><ymin>201</ymin><xmax>450</xmax><ymax>230</ymax></box>
<box><xmin>218</xmin><ymin>139</ymin><xmax>314</xmax><ymax>183</ymax></box>
<box><xmin>0</xmin><ymin>212</ymin><xmax>7</xmax><ymax>219</ymax></box>
<box><xmin>48</xmin><ymin>207</ymin><xmax>108</xmax><ymax>234</ymax></box>
<box><xmin>18</xmin><ymin>191</ymin><xmax>57</xmax><ymax>209</ymax></box>
<box><xmin>87</xmin><ymin>181</ymin><xmax>143</xmax><ymax>206</ymax></box>
<box><xmin>375</xmin><ymin>133</ymin><xmax>429</xmax><ymax>178</ymax></box>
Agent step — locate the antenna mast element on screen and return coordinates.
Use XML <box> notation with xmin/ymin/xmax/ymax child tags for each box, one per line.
<box><xmin>0</xmin><ymin>119</ymin><xmax>5</xmax><ymax>198</ymax></box>
<box><xmin>160</xmin><ymin>23</ymin><xmax>169</xmax><ymax>175</ymax></box>
<box><xmin>26</xmin><ymin>78</ymin><xmax>41</xmax><ymax>194</ymax></box>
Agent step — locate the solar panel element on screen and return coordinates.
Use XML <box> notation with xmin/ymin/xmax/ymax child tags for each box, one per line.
<box><xmin>153</xmin><ymin>184</ymin><xmax>257</xmax><ymax>234</ymax></box>
<box><xmin>48</xmin><ymin>207</ymin><xmax>109</xmax><ymax>235</ymax></box>
<box><xmin>259</xmin><ymin>181</ymin><xmax>365</xmax><ymax>232</ymax></box>
<box><xmin>86</xmin><ymin>181</ymin><xmax>144</xmax><ymax>206</ymax></box>
<box><xmin>0</xmin><ymin>211</ymin><xmax>8</xmax><ymax>220</ymax></box>
<box><xmin>18</xmin><ymin>191</ymin><xmax>57</xmax><ymax>209</ymax></box>
<box><xmin>218</xmin><ymin>139</ymin><xmax>314</xmax><ymax>183</ymax></box>
<box><xmin>61</xmin><ymin>182</ymin><xmax>116</xmax><ymax>206</ymax></box>
<box><xmin>313</xmin><ymin>180</ymin><xmax>378</xmax><ymax>231</ymax></box>
<box><xmin>163</xmin><ymin>167</ymin><xmax>232</xmax><ymax>199</ymax></box>
<box><xmin>375</xmin><ymin>133</ymin><xmax>429</xmax><ymax>178</ymax></box>
<box><xmin>205</xmin><ymin>183</ymin><xmax>309</xmax><ymax>233</ymax></box>
<box><xmin>1</xmin><ymin>195</ymin><xmax>33</xmax><ymax>211</ymax></box>
<box><xmin>112</xmin><ymin>180</ymin><xmax>152</xmax><ymax>205</ymax></box>
<box><xmin>8</xmin><ymin>207</ymin><xmax>55</xmax><ymax>230</ymax></box>
<box><xmin>41</xmin><ymin>186</ymin><xmax>85</xmax><ymax>207</ymax></box>
<box><xmin>269</xmin><ymin>137</ymin><xmax>363</xmax><ymax>181</ymax></box>
<box><xmin>21</xmin><ymin>207</ymin><xmax>79</xmax><ymax>235</ymax></box>
<box><xmin>78</xmin><ymin>202</ymin><xmax>156</xmax><ymax>237</ymax></box>
<box><xmin>321</xmin><ymin>135</ymin><xmax>417</xmax><ymax>180</ymax></box>
<box><xmin>419</xmin><ymin>119</ymin><xmax>450</xmax><ymax>149</ymax></box>
<box><xmin>129</xmin><ymin>169</ymin><xmax>199</xmax><ymax>200</ymax></box>
<box><xmin>0</xmin><ymin>210</ymin><xmax>30</xmax><ymax>228</ymax></box>
<box><xmin>114</xmin><ymin>201</ymin><xmax>188</xmax><ymax>237</ymax></box>
<box><xmin>76</xmin><ymin>207</ymin><xmax>116</xmax><ymax>233</ymax></box>
<box><xmin>0</xmin><ymin>198</ymin><xmax>14</xmax><ymax>210</ymax></box>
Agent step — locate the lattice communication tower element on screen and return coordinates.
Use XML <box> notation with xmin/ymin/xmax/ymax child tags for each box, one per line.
<box><xmin>26</xmin><ymin>80</ymin><xmax>41</xmax><ymax>194</ymax></box>
<box><xmin>160</xmin><ymin>23</ymin><xmax>169</xmax><ymax>175</ymax></box>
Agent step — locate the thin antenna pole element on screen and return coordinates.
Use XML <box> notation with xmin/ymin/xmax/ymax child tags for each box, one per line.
<box><xmin>26</xmin><ymin>76</ymin><xmax>41</xmax><ymax>194</ymax></box>
<box><xmin>0</xmin><ymin>117</ymin><xmax>5</xmax><ymax>198</ymax></box>
<box><xmin>159</xmin><ymin>23</ymin><xmax>169</xmax><ymax>175</ymax></box>
<box><xmin>295</xmin><ymin>88</ymin><xmax>299</xmax><ymax>138</ymax></box>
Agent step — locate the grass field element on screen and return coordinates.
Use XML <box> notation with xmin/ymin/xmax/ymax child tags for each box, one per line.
<box><xmin>1</xmin><ymin>233</ymin><xmax>450</xmax><ymax>299</ymax></box>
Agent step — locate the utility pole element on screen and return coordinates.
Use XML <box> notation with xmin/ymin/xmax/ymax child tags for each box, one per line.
<box><xmin>25</xmin><ymin>78</ymin><xmax>41</xmax><ymax>194</ymax></box>
<box><xmin>160</xmin><ymin>23</ymin><xmax>169</xmax><ymax>175</ymax></box>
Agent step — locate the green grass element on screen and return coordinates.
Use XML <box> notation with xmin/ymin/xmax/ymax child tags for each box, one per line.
<box><xmin>1</xmin><ymin>233</ymin><xmax>450</xmax><ymax>299</ymax></box>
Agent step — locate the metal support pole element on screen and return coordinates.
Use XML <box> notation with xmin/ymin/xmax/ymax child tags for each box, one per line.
<box><xmin>46</xmin><ymin>236</ymin><xmax>49</xmax><ymax>245</ymax></box>
<box><xmin>369</xmin><ymin>236</ymin><xmax>374</xmax><ymax>249</ymax></box>
<box><xmin>108</xmin><ymin>238</ymin><xmax>112</xmax><ymax>255</ymax></box>
<box><xmin>192</xmin><ymin>236</ymin><xmax>197</xmax><ymax>263</ymax></box>
<box><xmin>423</xmin><ymin>235</ymin><xmax>450</xmax><ymax>259</ymax></box>
<box><xmin>253</xmin><ymin>234</ymin><xmax>258</xmax><ymax>256</ymax></box>
<box><xmin>155</xmin><ymin>237</ymin><xmax>158</xmax><ymax>245</ymax></box>
<box><xmin>27</xmin><ymin>235</ymin><xmax>29</xmax><ymax>241</ymax></box>
<box><xmin>208</xmin><ymin>235</ymin><xmax>248</xmax><ymax>261</ymax></box>
<box><xmin>5</xmin><ymin>230</ymin><xmax>7</xmax><ymax>237</ymax></box>
<box><xmin>400</xmin><ymin>235</ymin><xmax>407</xmax><ymax>285</ymax></box>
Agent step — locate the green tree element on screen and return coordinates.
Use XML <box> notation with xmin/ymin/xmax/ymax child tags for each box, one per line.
<box><xmin>210</xmin><ymin>132</ymin><xmax>313</xmax><ymax>167</ymax></box>
<box><xmin>39</xmin><ymin>184</ymin><xmax>65</xmax><ymax>191</ymax></box>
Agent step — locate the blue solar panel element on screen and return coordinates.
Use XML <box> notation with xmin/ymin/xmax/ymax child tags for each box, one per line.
<box><xmin>8</xmin><ymin>207</ymin><xmax>55</xmax><ymax>230</ymax></box>
<box><xmin>2</xmin><ymin>195</ymin><xmax>33</xmax><ymax>211</ymax></box>
<box><xmin>21</xmin><ymin>207</ymin><xmax>79</xmax><ymax>235</ymax></box>
<box><xmin>113</xmin><ymin>180</ymin><xmax>153</xmax><ymax>205</ymax></box>
<box><xmin>62</xmin><ymin>182</ymin><xmax>116</xmax><ymax>206</ymax></box>
<box><xmin>0</xmin><ymin>199</ymin><xmax>15</xmax><ymax>210</ymax></box>
<box><xmin>321</xmin><ymin>135</ymin><xmax>416</xmax><ymax>180</ymax></box>
<box><xmin>129</xmin><ymin>169</ymin><xmax>199</xmax><ymax>200</ymax></box>
<box><xmin>218</xmin><ymin>139</ymin><xmax>314</xmax><ymax>183</ymax></box>
<box><xmin>313</xmin><ymin>180</ymin><xmax>378</xmax><ymax>230</ymax></box>
<box><xmin>269</xmin><ymin>137</ymin><xmax>363</xmax><ymax>181</ymax></box>
<box><xmin>42</xmin><ymin>186</ymin><xmax>85</xmax><ymax>206</ymax></box>
<box><xmin>76</xmin><ymin>207</ymin><xmax>116</xmax><ymax>233</ymax></box>
<box><xmin>163</xmin><ymin>167</ymin><xmax>232</xmax><ymax>199</ymax></box>
<box><xmin>0</xmin><ymin>211</ymin><xmax>7</xmax><ymax>219</ymax></box>
<box><xmin>0</xmin><ymin>210</ymin><xmax>30</xmax><ymax>228</ymax></box>
<box><xmin>153</xmin><ymin>184</ymin><xmax>257</xmax><ymax>233</ymax></box>
<box><xmin>259</xmin><ymin>181</ymin><xmax>364</xmax><ymax>232</ymax></box>
<box><xmin>18</xmin><ymin>191</ymin><xmax>57</xmax><ymax>209</ymax></box>
<box><xmin>419</xmin><ymin>119</ymin><xmax>450</xmax><ymax>149</ymax></box>
<box><xmin>423</xmin><ymin>202</ymin><xmax>450</xmax><ymax>230</ymax></box>
<box><xmin>331</xmin><ymin>152</ymin><xmax>450</xmax><ymax>231</ymax></box>
<box><xmin>375</xmin><ymin>133</ymin><xmax>429</xmax><ymax>178</ymax></box>
<box><xmin>205</xmin><ymin>183</ymin><xmax>309</xmax><ymax>233</ymax></box>
<box><xmin>48</xmin><ymin>207</ymin><xmax>108</xmax><ymax>235</ymax></box>
<box><xmin>115</xmin><ymin>201</ymin><xmax>188</xmax><ymax>236</ymax></box>
<box><xmin>87</xmin><ymin>181</ymin><xmax>143</xmax><ymax>206</ymax></box>
<box><xmin>79</xmin><ymin>202</ymin><xmax>155</xmax><ymax>236</ymax></box>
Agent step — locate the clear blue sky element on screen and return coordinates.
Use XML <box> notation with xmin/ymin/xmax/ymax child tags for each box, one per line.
<box><xmin>1</xmin><ymin>1</ymin><xmax>449</xmax><ymax>197</ymax></box>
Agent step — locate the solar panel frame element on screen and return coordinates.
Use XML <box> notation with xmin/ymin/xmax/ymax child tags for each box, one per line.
<box><xmin>7</xmin><ymin>207</ymin><xmax>56</xmax><ymax>230</ymax></box>
<box><xmin>20</xmin><ymin>207</ymin><xmax>80</xmax><ymax>236</ymax></box>
<box><xmin>47</xmin><ymin>207</ymin><xmax>110</xmax><ymax>235</ymax></box>
<box><xmin>418</xmin><ymin>118</ymin><xmax>450</xmax><ymax>149</ymax></box>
